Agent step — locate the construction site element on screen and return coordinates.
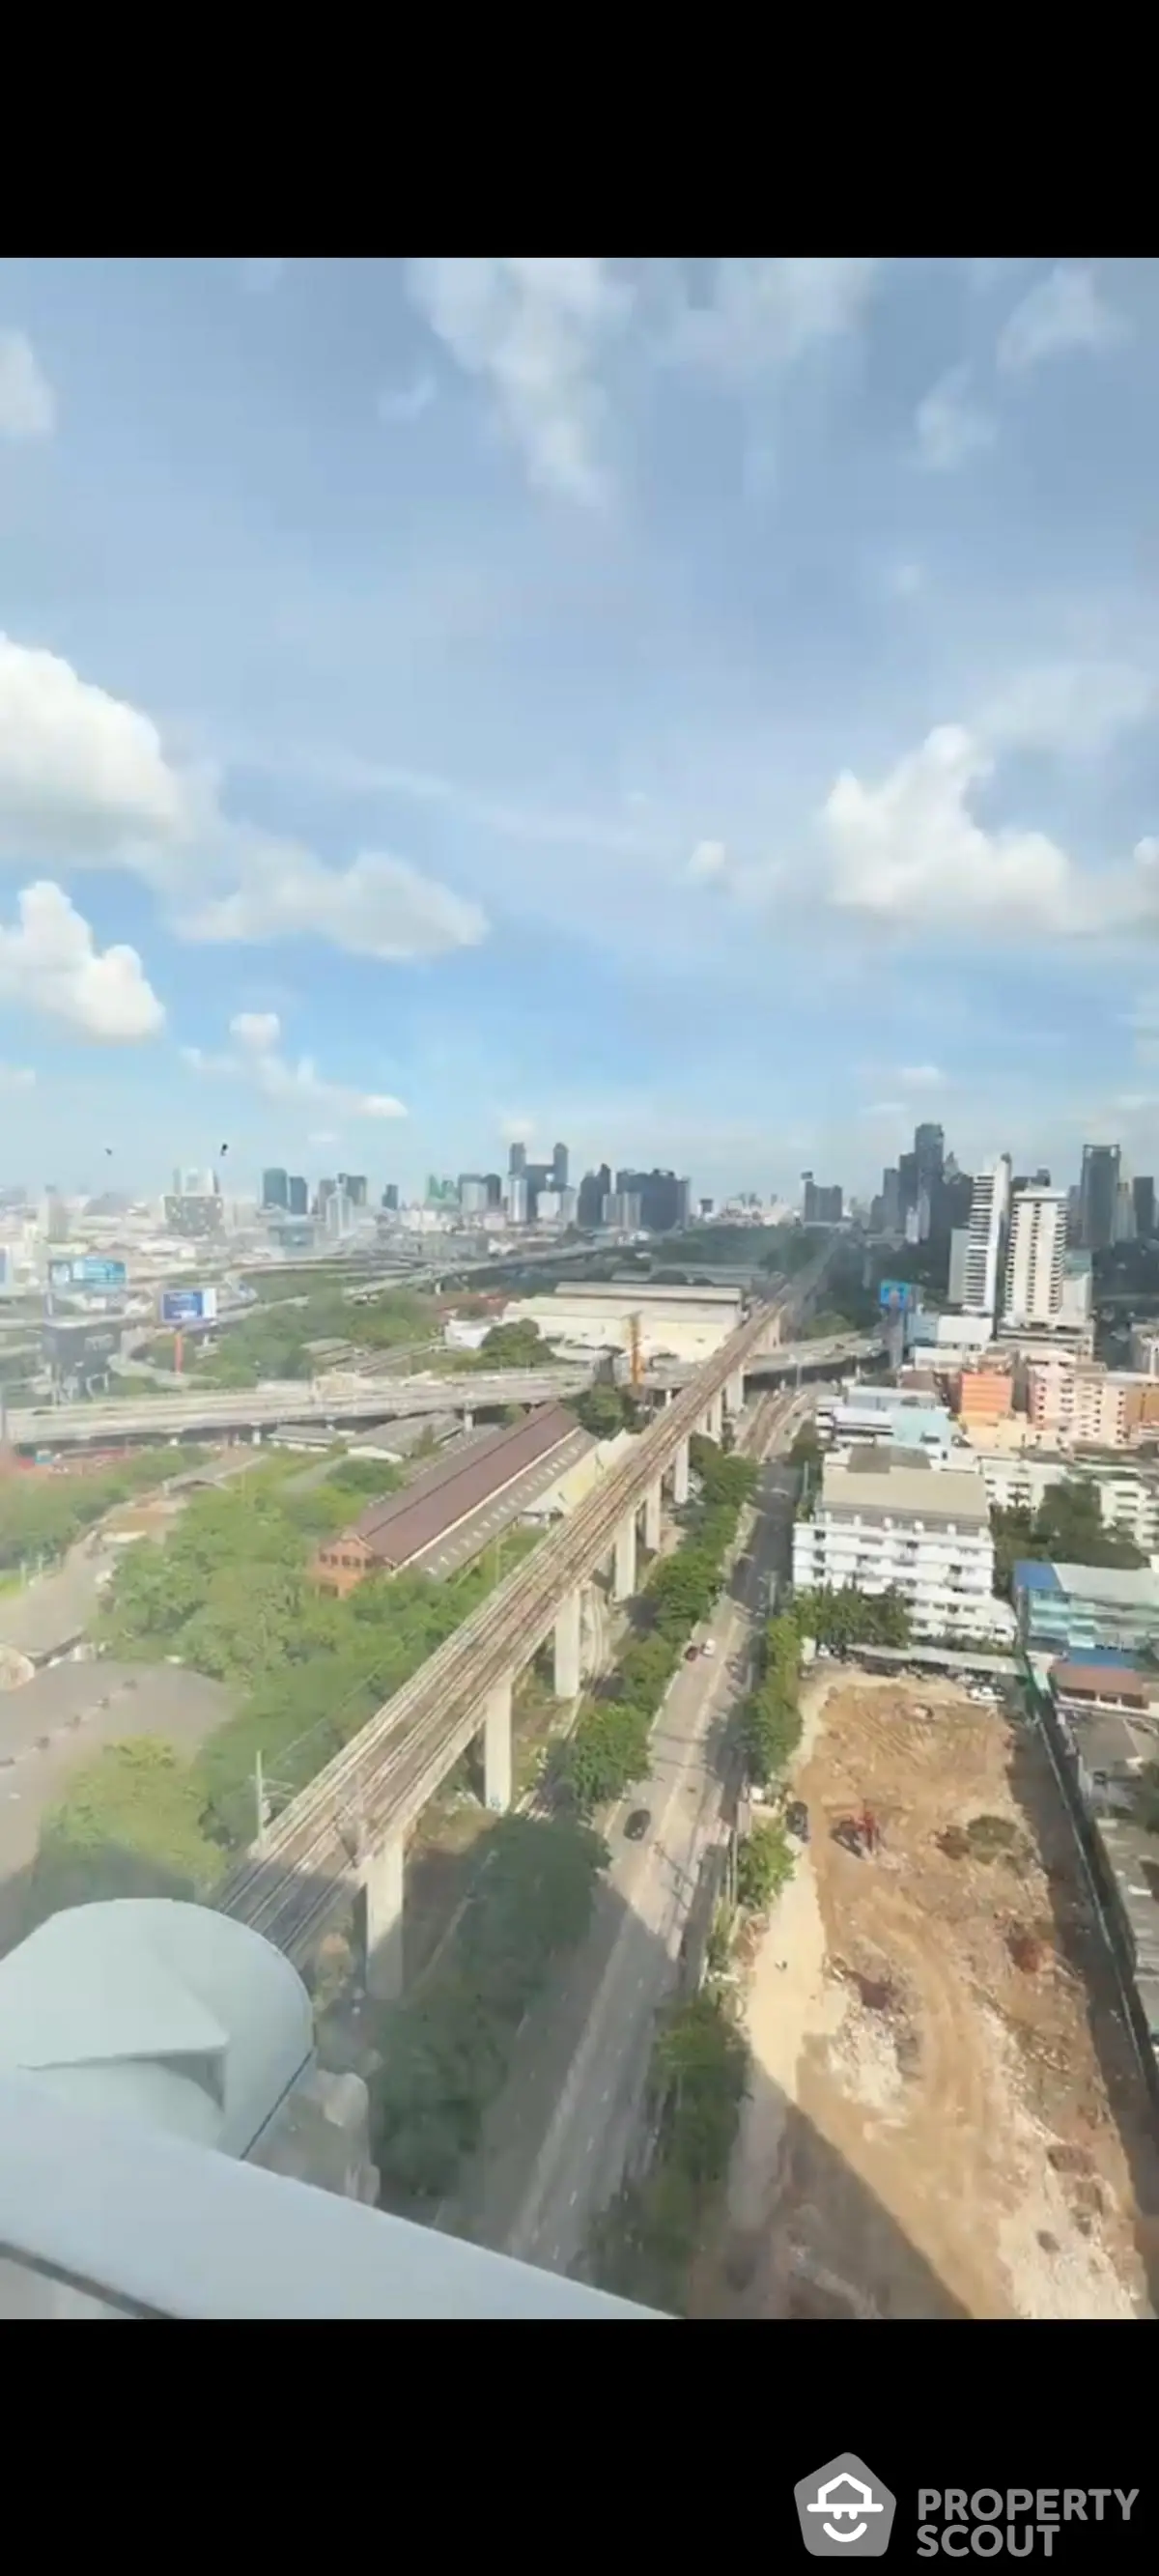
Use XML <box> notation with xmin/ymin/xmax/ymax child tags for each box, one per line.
<box><xmin>697</xmin><ymin>1665</ymin><xmax>1159</xmax><ymax>2322</ymax></box>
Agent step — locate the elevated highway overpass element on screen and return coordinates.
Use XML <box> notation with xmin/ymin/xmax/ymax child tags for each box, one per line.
<box><xmin>647</xmin><ymin>1330</ymin><xmax>879</xmax><ymax>1390</ymax></box>
<box><xmin>4</xmin><ymin>1368</ymin><xmax>597</xmax><ymax>1451</ymax></box>
<box><xmin>215</xmin><ymin>1253</ymin><xmax>834</xmax><ymax>1994</ymax></box>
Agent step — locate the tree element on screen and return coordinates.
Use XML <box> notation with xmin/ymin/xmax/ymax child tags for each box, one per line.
<box><xmin>28</xmin><ymin>1738</ymin><xmax>224</xmax><ymax>1925</ymax></box>
<box><xmin>573</xmin><ymin>1382</ymin><xmax>630</xmax><ymax>1441</ymax></box>
<box><xmin>737</xmin><ymin>1820</ymin><xmax>795</xmax><ymax>1911</ymax></box>
<box><xmin>794</xmin><ymin>1584</ymin><xmax>909</xmax><ymax>1649</ymax></box>
<box><xmin>992</xmin><ymin>1479</ymin><xmax>1147</xmax><ymax>1599</ymax></box>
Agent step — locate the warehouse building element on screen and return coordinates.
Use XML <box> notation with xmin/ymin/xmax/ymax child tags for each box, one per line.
<box><xmin>310</xmin><ymin>1403</ymin><xmax>589</xmax><ymax>1595</ymax></box>
<box><xmin>507</xmin><ymin>1280</ymin><xmax>742</xmax><ymax>1365</ymax></box>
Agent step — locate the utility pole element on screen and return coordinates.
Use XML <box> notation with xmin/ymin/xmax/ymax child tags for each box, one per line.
<box><xmin>255</xmin><ymin>1749</ymin><xmax>267</xmax><ymax>1851</ymax></box>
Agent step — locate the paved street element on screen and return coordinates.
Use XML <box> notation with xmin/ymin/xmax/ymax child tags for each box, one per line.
<box><xmin>448</xmin><ymin>1397</ymin><xmax>807</xmax><ymax>2276</ymax></box>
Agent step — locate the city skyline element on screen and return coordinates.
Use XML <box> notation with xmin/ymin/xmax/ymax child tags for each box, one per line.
<box><xmin>4</xmin><ymin>261</ymin><xmax>1159</xmax><ymax>1195</ymax></box>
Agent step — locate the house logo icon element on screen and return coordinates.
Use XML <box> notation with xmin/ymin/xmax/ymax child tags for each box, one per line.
<box><xmin>794</xmin><ymin>2454</ymin><xmax>896</xmax><ymax>2559</ymax></box>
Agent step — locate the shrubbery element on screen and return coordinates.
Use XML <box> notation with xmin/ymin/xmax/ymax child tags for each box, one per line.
<box><xmin>587</xmin><ymin>1989</ymin><xmax>749</xmax><ymax>2312</ymax></box>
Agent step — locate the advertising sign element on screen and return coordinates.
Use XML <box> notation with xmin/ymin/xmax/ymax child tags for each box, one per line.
<box><xmin>71</xmin><ymin>1257</ymin><xmax>127</xmax><ymax>1288</ymax></box>
<box><xmin>0</xmin><ymin>1248</ymin><xmax>9</xmax><ymax>1292</ymax></box>
<box><xmin>878</xmin><ymin>1279</ymin><xmax>917</xmax><ymax>1315</ymax></box>
<box><xmin>48</xmin><ymin>1259</ymin><xmax>75</xmax><ymax>1288</ymax></box>
<box><xmin>160</xmin><ymin>1286</ymin><xmax>217</xmax><ymax>1325</ymax></box>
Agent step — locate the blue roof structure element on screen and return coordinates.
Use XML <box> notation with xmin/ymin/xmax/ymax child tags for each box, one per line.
<box><xmin>1054</xmin><ymin>1643</ymin><xmax>1145</xmax><ymax>1671</ymax></box>
<box><xmin>1013</xmin><ymin>1561</ymin><xmax>1063</xmax><ymax>1595</ymax></box>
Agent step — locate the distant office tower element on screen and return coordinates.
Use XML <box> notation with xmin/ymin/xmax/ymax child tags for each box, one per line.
<box><xmin>962</xmin><ymin>1154</ymin><xmax>1011</xmax><ymax>1317</ymax></box>
<box><xmin>699</xmin><ymin>1197</ymin><xmax>715</xmax><ymax>1219</ymax></box>
<box><xmin>325</xmin><ymin>1188</ymin><xmax>352</xmax><ymax>1239</ymax></box>
<box><xmin>1003</xmin><ymin>1187</ymin><xmax>1066</xmax><ymax>1328</ymax></box>
<box><xmin>551</xmin><ymin>1141</ymin><xmax>569</xmax><ymax>1190</ymax></box>
<box><xmin>458</xmin><ymin>1174</ymin><xmax>490</xmax><ymax>1217</ymax></box>
<box><xmin>287</xmin><ymin>1175</ymin><xmax>308</xmax><ymax>1217</ymax></box>
<box><xmin>507</xmin><ymin>1174</ymin><xmax>528</xmax><ymax>1224</ymax></box>
<box><xmin>485</xmin><ymin>1173</ymin><xmax>503</xmax><ymax>1208</ymax></box>
<box><xmin>577</xmin><ymin>1169</ymin><xmax>605</xmax><ymax>1228</ymax></box>
<box><xmin>1060</xmin><ymin>1250</ymin><xmax>1093</xmax><ymax>1326</ymax></box>
<box><xmin>947</xmin><ymin>1227</ymin><xmax>970</xmax><ymax>1304</ymax></box>
<box><xmin>602</xmin><ymin>1190</ymin><xmax>643</xmax><ymax>1231</ymax></box>
<box><xmin>914</xmin><ymin>1123</ymin><xmax>944</xmax><ymax>1238</ymax></box>
<box><xmin>382</xmin><ymin>1183</ymin><xmax>400</xmax><ymax>1213</ymax></box>
<box><xmin>263</xmin><ymin>1169</ymin><xmax>290</xmax><ymax>1210</ymax></box>
<box><xmin>802</xmin><ymin>1173</ymin><xmax>818</xmax><ymax>1224</ymax></box>
<box><xmin>339</xmin><ymin>1174</ymin><xmax>368</xmax><ymax>1208</ymax></box>
<box><xmin>508</xmin><ymin>1142</ymin><xmax>527</xmax><ymax>1178</ymax></box>
<box><xmin>1079</xmin><ymin>1144</ymin><xmax>1120</xmax><ymax>1252</ymax></box>
<box><xmin>1115</xmin><ymin>1177</ymin><xmax>1136</xmax><ymax>1245</ymax></box>
<box><xmin>1134</xmin><ymin>1175</ymin><xmax>1156</xmax><ymax>1240</ymax></box>
<box><xmin>803</xmin><ymin>1175</ymin><xmax>842</xmax><ymax>1225</ymax></box>
<box><xmin>898</xmin><ymin>1150</ymin><xmax>919</xmax><ymax>1224</ymax></box>
<box><xmin>615</xmin><ymin>1169</ymin><xmax>688</xmax><ymax>1232</ymax></box>
<box><xmin>881</xmin><ymin>1167</ymin><xmax>902</xmax><ymax>1232</ymax></box>
<box><xmin>536</xmin><ymin>1187</ymin><xmax>576</xmax><ymax>1225</ymax></box>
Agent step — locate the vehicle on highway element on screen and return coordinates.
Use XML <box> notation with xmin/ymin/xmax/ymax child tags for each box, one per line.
<box><xmin>624</xmin><ymin>1808</ymin><xmax>651</xmax><ymax>1842</ymax></box>
<box><xmin>701</xmin><ymin>1638</ymin><xmax>717</xmax><ymax>1659</ymax></box>
<box><xmin>786</xmin><ymin>1799</ymin><xmax>810</xmax><ymax>1842</ymax></box>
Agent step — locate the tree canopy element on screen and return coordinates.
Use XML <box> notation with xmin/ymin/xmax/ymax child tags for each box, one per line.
<box><xmin>991</xmin><ymin>1480</ymin><xmax>1147</xmax><ymax>1599</ymax></box>
<box><xmin>0</xmin><ymin>1446</ymin><xmax>211</xmax><ymax>1573</ymax></box>
<box><xmin>793</xmin><ymin>1584</ymin><xmax>910</xmax><ymax>1650</ymax></box>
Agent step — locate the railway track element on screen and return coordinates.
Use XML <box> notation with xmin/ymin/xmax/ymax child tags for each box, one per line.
<box><xmin>215</xmin><ymin>1276</ymin><xmax>829</xmax><ymax>1958</ymax></box>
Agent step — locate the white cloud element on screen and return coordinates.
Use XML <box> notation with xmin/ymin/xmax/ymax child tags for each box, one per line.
<box><xmin>963</xmin><ymin>258</ymin><xmax>1030</xmax><ymax>296</ymax></box>
<box><xmin>186</xmin><ymin>1010</ymin><xmax>407</xmax><ymax>1120</ymax></box>
<box><xmin>0</xmin><ymin>881</ymin><xmax>164</xmax><ymax>1040</ymax></box>
<box><xmin>0</xmin><ymin>331</ymin><xmax>55</xmax><ymax>440</ymax></box>
<box><xmin>499</xmin><ymin>1112</ymin><xmax>533</xmax><ymax>1144</ymax></box>
<box><xmin>178</xmin><ymin>839</ymin><xmax>487</xmax><ymax>960</ymax></box>
<box><xmin>915</xmin><ymin>366</ymin><xmax>997</xmax><ymax>472</ymax></box>
<box><xmin>0</xmin><ymin>1063</ymin><xmax>35</xmax><ymax>1090</ymax></box>
<box><xmin>888</xmin><ymin>561</ymin><xmax>925</xmax><ymax>601</ymax></box>
<box><xmin>687</xmin><ymin>839</ymin><xmax>728</xmax><ymax>883</ymax></box>
<box><xmin>308</xmin><ymin>1128</ymin><xmax>338</xmax><ymax>1147</ymax></box>
<box><xmin>860</xmin><ymin>1099</ymin><xmax>905</xmax><ymax>1118</ymax></box>
<box><xmin>998</xmin><ymin>266</ymin><xmax>1132</xmax><ymax>374</ymax></box>
<box><xmin>822</xmin><ymin>725</ymin><xmax>1078</xmax><ymax>932</ymax></box>
<box><xmin>896</xmin><ymin>1063</ymin><xmax>947</xmax><ymax>1090</ymax></box>
<box><xmin>378</xmin><ymin>373</ymin><xmax>437</xmax><ymax>426</ymax></box>
<box><xmin>980</xmin><ymin>658</ymin><xmax>1155</xmax><ymax>759</ymax></box>
<box><xmin>407</xmin><ymin>258</ymin><xmax>631</xmax><ymax>505</ymax></box>
<box><xmin>659</xmin><ymin>259</ymin><xmax>881</xmax><ymax>382</ymax></box>
<box><xmin>240</xmin><ymin>260</ymin><xmax>285</xmax><ymax>293</ymax></box>
<box><xmin>0</xmin><ymin>634</ymin><xmax>190</xmax><ymax>861</ymax></box>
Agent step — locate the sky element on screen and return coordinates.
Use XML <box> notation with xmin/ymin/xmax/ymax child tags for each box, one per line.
<box><xmin>3</xmin><ymin>254</ymin><xmax>1159</xmax><ymax>1203</ymax></box>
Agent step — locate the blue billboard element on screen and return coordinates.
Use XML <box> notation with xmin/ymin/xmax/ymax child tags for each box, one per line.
<box><xmin>879</xmin><ymin>1279</ymin><xmax>917</xmax><ymax>1315</ymax></box>
<box><xmin>160</xmin><ymin>1286</ymin><xmax>216</xmax><ymax>1325</ymax></box>
<box><xmin>72</xmin><ymin>1257</ymin><xmax>127</xmax><ymax>1288</ymax></box>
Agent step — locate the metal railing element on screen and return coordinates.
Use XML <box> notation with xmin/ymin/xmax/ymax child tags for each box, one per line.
<box><xmin>217</xmin><ymin>1262</ymin><xmax>832</xmax><ymax>1959</ymax></box>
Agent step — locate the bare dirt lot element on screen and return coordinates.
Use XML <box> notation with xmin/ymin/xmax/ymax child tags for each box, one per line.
<box><xmin>694</xmin><ymin>1669</ymin><xmax>1159</xmax><ymax>2321</ymax></box>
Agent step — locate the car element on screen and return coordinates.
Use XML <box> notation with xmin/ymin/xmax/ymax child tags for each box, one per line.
<box><xmin>785</xmin><ymin>1799</ymin><xmax>810</xmax><ymax>1843</ymax></box>
<box><xmin>701</xmin><ymin>1639</ymin><xmax>717</xmax><ymax>1659</ymax></box>
<box><xmin>624</xmin><ymin>1807</ymin><xmax>651</xmax><ymax>1842</ymax></box>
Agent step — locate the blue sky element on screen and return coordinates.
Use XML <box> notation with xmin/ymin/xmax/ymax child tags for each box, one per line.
<box><xmin>3</xmin><ymin>255</ymin><xmax>1159</xmax><ymax>1202</ymax></box>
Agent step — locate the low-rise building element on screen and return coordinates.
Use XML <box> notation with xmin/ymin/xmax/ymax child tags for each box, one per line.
<box><xmin>310</xmin><ymin>1403</ymin><xmax>585</xmax><ymax>1594</ymax></box>
<box><xmin>1049</xmin><ymin>1660</ymin><xmax>1159</xmax><ymax>1818</ymax></box>
<box><xmin>970</xmin><ymin>1447</ymin><xmax>1159</xmax><ymax>1551</ymax></box>
<box><xmin>954</xmin><ymin>1367</ymin><xmax>1014</xmax><ymax>1430</ymax></box>
<box><xmin>815</xmin><ymin>1388</ymin><xmax>957</xmax><ymax>1456</ymax></box>
<box><xmin>1014</xmin><ymin>1558</ymin><xmax>1159</xmax><ymax>1659</ymax></box>
<box><xmin>792</xmin><ymin>1448</ymin><xmax>1002</xmax><ymax>1642</ymax></box>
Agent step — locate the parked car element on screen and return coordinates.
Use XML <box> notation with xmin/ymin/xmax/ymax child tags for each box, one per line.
<box><xmin>701</xmin><ymin>1639</ymin><xmax>717</xmax><ymax>1659</ymax></box>
<box><xmin>625</xmin><ymin>1808</ymin><xmax>651</xmax><ymax>1842</ymax></box>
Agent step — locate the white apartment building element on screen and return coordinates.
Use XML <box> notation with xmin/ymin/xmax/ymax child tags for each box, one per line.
<box><xmin>1130</xmin><ymin>1323</ymin><xmax>1159</xmax><ymax>1379</ymax></box>
<box><xmin>792</xmin><ymin>1448</ymin><xmax>1004</xmax><ymax>1641</ymax></box>
<box><xmin>962</xmin><ymin>1155</ymin><xmax>1011</xmax><ymax>1319</ymax></box>
<box><xmin>1024</xmin><ymin>1359</ymin><xmax>1147</xmax><ymax>1449</ymax></box>
<box><xmin>1003</xmin><ymin>1187</ymin><xmax>1065</xmax><ymax>1330</ymax></box>
<box><xmin>969</xmin><ymin>1447</ymin><xmax>1159</xmax><ymax>1552</ymax></box>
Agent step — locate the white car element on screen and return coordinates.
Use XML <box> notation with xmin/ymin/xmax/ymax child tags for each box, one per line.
<box><xmin>701</xmin><ymin>1639</ymin><xmax>717</xmax><ymax>1659</ymax></box>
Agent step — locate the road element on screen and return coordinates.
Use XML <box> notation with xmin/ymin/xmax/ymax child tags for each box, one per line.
<box><xmin>6</xmin><ymin>1366</ymin><xmax>594</xmax><ymax>1449</ymax></box>
<box><xmin>448</xmin><ymin>1391</ymin><xmax>809</xmax><ymax>2276</ymax></box>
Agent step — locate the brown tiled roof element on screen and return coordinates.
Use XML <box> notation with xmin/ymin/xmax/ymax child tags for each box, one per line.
<box><xmin>328</xmin><ymin>1403</ymin><xmax>579</xmax><ymax>1571</ymax></box>
<box><xmin>1051</xmin><ymin>1660</ymin><xmax>1154</xmax><ymax>1706</ymax></box>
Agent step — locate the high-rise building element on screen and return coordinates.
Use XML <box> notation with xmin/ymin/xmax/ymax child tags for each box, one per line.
<box><xmin>508</xmin><ymin>1143</ymin><xmax>527</xmax><ymax>1178</ymax></box>
<box><xmin>339</xmin><ymin>1175</ymin><xmax>367</xmax><ymax>1209</ymax></box>
<box><xmin>551</xmin><ymin>1142</ymin><xmax>569</xmax><ymax>1190</ymax></box>
<box><xmin>602</xmin><ymin>1190</ymin><xmax>642</xmax><ymax>1231</ymax></box>
<box><xmin>1115</xmin><ymin>1177</ymin><xmax>1136</xmax><ymax>1245</ymax></box>
<box><xmin>263</xmin><ymin>1169</ymin><xmax>290</xmax><ymax>1210</ymax></box>
<box><xmin>507</xmin><ymin>1174</ymin><xmax>528</xmax><ymax>1225</ymax></box>
<box><xmin>287</xmin><ymin>1175</ymin><xmax>308</xmax><ymax>1217</ymax></box>
<box><xmin>1079</xmin><ymin>1145</ymin><xmax>1120</xmax><ymax>1252</ymax></box>
<box><xmin>898</xmin><ymin>1150</ymin><xmax>919</xmax><ymax>1224</ymax></box>
<box><xmin>382</xmin><ymin>1183</ymin><xmax>400</xmax><ymax>1213</ymax></box>
<box><xmin>947</xmin><ymin>1227</ymin><xmax>970</xmax><ymax>1304</ymax></box>
<box><xmin>914</xmin><ymin>1123</ymin><xmax>944</xmax><ymax>1238</ymax></box>
<box><xmin>458</xmin><ymin>1175</ymin><xmax>490</xmax><ymax>1218</ymax></box>
<box><xmin>1134</xmin><ymin>1175</ymin><xmax>1156</xmax><ymax>1240</ymax></box>
<box><xmin>1003</xmin><ymin>1187</ymin><xmax>1066</xmax><ymax>1329</ymax></box>
<box><xmin>962</xmin><ymin>1154</ymin><xmax>1011</xmax><ymax>1318</ymax></box>
<box><xmin>577</xmin><ymin>1170</ymin><xmax>605</xmax><ymax>1229</ymax></box>
<box><xmin>485</xmin><ymin>1174</ymin><xmax>503</xmax><ymax>1208</ymax></box>
<box><xmin>615</xmin><ymin>1170</ymin><xmax>689</xmax><ymax>1232</ymax></box>
<box><xmin>881</xmin><ymin>1167</ymin><xmax>902</xmax><ymax>1232</ymax></box>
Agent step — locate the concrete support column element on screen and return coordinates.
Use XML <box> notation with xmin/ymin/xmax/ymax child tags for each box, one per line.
<box><xmin>725</xmin><ymin>1370</ymin><xmax>744</xmax><ymax>1416</ymax></box>
<box><xmin>363</xmin><ymin>1833</ymin><xmax>405</xmax><ymax>2002</ymax></box>
<box><xmin>708</xmin><ymin>1391</ymin><xmax>724</xmax><ymax>1442</ymax></box>
<box><xmin>664</xmin><ymin>1385</ymin><xmax>676</xmax><ymax>1406</ymax></box>
<box><xmin>643</xmin><ymin>1478</ymin><xmax>662</xmax><ymax>1552</ymax></box>
<box><xmin>483</xmin><ymin>1675</ymin><xmax>513</xmax><ymax>1813</ymax></box>
<box><xmin>672</xmin><ymin>1438</ymin><xmax>691</xmax><ymax>1507</ymax></box>
<box><xmin>613</xmin><ymin>1511</ymin><xmax>637</xmax><ymax>1602</ymax></box>
<box><xmin>553</xmin><ymin>1585</ymin><xmax>582</xmax><ymax>1699</ymax></box>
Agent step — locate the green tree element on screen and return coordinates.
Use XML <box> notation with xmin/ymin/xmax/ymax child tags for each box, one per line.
<box><xmin>573</xmin><ymin>1383</ymin><xmax>629</xmax><ymax>1441</ymax></box>
<box><xmin>737</xmin><ymin>1820</ymin><xmax>795</xmax><ymax>1911</ymax></box>
<box><xmin>28</xmin><ymin>1738</ymin><xmax>225</xmax><ymax>1923</ymax></box>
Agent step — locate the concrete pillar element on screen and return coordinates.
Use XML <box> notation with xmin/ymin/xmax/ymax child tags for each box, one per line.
<box><xmin>708</xmin><ymin>1392</ymin><xmax>724</xmax><ymax>1442</ymax></box>
<box><xmin>363</xmin><ymin>1834</ymin><xmax>405</xmax><ymax>2002</ymax></box>
<box><xmin>483</xmin><ymin>1676</ymin><xmax>513</xmax><ymax>1813</ymax></box>
<box><xmin>725</xmin><ymin>1370</ymin><xmax>744</xmax><ymax>1415</ymax></box>
<box><xmin>643</xmin><ymin>1479</ymin><xmax>662</xmax><ymax>1552</ymax></box>
<box><xmin>673</xmin><ymin>1438</ymin><xmax>690</xmax><ymax>1506</ymax></box>
<box><xmin>553</xmin><ymin>1585</ymin><xmax>582</xmax><ymax>1699</ymax></box>
<box><xmin>613</xmin><ymin>1511</ymin><xmax>637</xmax><ymax>1601</ymax></box>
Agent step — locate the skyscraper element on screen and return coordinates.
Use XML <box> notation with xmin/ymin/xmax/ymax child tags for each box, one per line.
<box><xmin>382</xmin><ymin>1183</ymin><xmax>400</xmax><ymax>1212</ymax></box>
<box><xmin>288</xmin><ymin>1175</ymin><xmax>308</xmax><ymax>1216</ymax></box>
<box><xmin>1003</xmin><ymin>1187</ymin><xmax>1066</xmax><ymax>1329</ymax></box>
<box><xmin>508</xmin><ymin>1142</ymin><xmax>527</xmax><ymax>1178</ymax></box>
<box><xmin>1079</xmin><ymin>1145</ymin><xmax>1120</xmax><ymax>1253</ymax></box>
<box><xmin>1134</xmin><ymin>1175</ymin><xmax>1156</xmax><ymax>1240</ymax></box>
<box><xmin>551</xmin><ymin>1141</ymin><xmax>569</xmax><ymax>1190</ymax></box>
<box><xmin>962</xmin><ymin>1154</ymin><xmax>1011</xmax><ymax>1317</ymax></box>
<box><xmin>262</xmin><ymin>1169</ymin><xmax>289</xmax><ymax>1210</ymax></box>
<box><xmin>881</xmin><ymin>1167</ymin><xmax>902</xmax><ymax>1232</ymax></box>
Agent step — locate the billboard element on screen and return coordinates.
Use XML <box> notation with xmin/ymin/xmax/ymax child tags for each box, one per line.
<box><xmin>48</xmin><ymin>1259</ymin><xmax>75</xmax><ymax>1288</ymax></box>
<box><xmin>879</xmin><ymin>1279</ymin><xmax>917</xmax><ymax>1315</ymax></box>
<box><xmin>72</xmin><ymin>1256</ymin><xmax>127</xmax><ymax>1288</ymax></box>
<box><xmin>160</xmin><ymin>1286</ymin><xmax>217</xmax><ymax>1325</ymax></box>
